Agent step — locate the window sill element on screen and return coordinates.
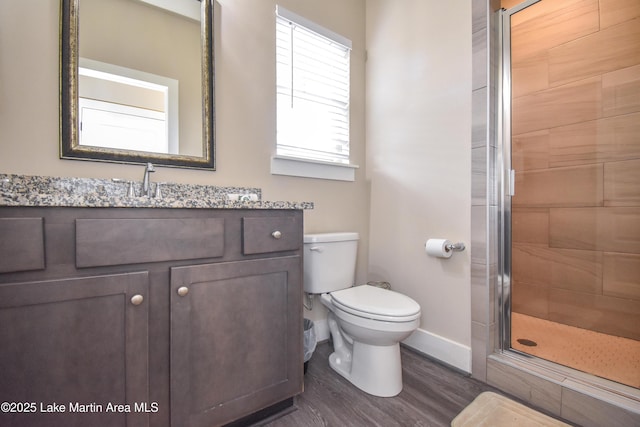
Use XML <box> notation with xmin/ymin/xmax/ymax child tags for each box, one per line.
<box><xmin>271</xmin><ymin>156</ymin><xmax>359</xmax><ymax>181</ymax></box>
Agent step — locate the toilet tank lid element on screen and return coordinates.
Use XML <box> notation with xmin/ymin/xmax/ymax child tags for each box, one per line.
<box><xmin>304</xmin><ymin>232</ymin><xmax>359</xmax><ymax>243</ymax></box>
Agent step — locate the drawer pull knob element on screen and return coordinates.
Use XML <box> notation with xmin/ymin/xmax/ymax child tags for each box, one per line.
<box><xmin>130</xmin><ymin>294</ymin><xmax>144</xmax><ymax>306</ymax></box>
<box><xmin>271</xmin><ymin>230</ymin><xmax>282</xmax><ymax>239</ymax></box>
<box><xmin>177</xmin><ymin>286</ymin><xmax>189</xmax><ymax>297</ymax></box>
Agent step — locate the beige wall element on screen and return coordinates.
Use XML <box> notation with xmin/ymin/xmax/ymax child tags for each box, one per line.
<box><xmin>0</xmin><ymin>0</ymin><xmax>475</xmax><ymax>370</ymax></box>
<box><xmin>366</xmin><ymin>0</ymin><xmax>473</xmax><ymax>370</ymax></box>
<box><xmin>0</xmin><ymin>0</ymin><xmax>370</xmax><ymax>285</ymax></box>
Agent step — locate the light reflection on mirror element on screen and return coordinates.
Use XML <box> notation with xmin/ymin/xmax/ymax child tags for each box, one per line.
<box><xmin>78</xmin><ymin>59</ymin><xmax>179</xmax><ymax>154</ymax></box>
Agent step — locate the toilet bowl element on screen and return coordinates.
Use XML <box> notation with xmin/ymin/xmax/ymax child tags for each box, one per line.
<box><xmin>321</xmin><ymin>285</ymin><xmax>420</xmax><ymax>397</ymax></box>
<box><xmin>303</xmin><ymin>233</ymin><xmax>421</xmax><ymax>397</ymax></box>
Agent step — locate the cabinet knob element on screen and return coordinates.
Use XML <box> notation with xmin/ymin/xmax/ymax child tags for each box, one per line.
<box><xmin>177</xmin><ymin>286</ymin><xmax>189</xmax><ymax>297</ymax></box>
<box><xmin>271</xmin><ymin>230</ymin><xmax>282</xmax><ymax>239</ymax></box>
<box><xmin>130</xmin><ymin>294</ymin><xmax>144</xmax><ymax>306</ymax></box>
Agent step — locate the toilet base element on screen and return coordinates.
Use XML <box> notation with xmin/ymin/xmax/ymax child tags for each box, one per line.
<box><xmin>328</xmin><ymin>340</ymin><xmax>403</xmax><ymax>397</ymax></box>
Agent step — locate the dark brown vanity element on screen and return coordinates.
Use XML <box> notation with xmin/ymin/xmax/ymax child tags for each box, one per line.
<box><xmin>0</xmin><ymin>202</ymin><xmax>305</xmax><ymax>427</ymax></box>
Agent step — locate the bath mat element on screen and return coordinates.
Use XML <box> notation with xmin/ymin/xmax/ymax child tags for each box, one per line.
<box><xmin>451</xmin><ymin>392</ymin><xmax>570</xmax><ymax>427</ymax></box>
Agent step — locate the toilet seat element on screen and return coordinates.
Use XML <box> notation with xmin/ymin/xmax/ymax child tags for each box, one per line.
<box><xmin>330</xmin><ymin>285</ymin><xmax>421</xmax><ymax>323</ymax></box>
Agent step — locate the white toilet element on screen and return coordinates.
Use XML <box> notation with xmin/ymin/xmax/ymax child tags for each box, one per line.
<box><xmin>304</xmin><ymin>232</ymin><xmax>421</xmax><ymax>397</ymax></box>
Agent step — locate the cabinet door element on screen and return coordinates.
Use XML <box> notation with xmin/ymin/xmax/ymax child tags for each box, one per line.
<box><xmin>0</xmin><ymin>272</ymin><xmax>149</xmax><ymax>427</ymax></box>
<box><xmin>170</xmin><ymin>256</ymin><xmax>303</xmax><ymax>427</ymax></box>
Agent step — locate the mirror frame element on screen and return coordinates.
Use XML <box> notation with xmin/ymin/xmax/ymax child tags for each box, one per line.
<box><xmin>59</xmin><ymin>0</ymin><xmax>215</xmax><ymax>169</ymax></box>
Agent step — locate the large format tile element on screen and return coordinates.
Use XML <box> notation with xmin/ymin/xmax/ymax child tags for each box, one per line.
<box><xmin>473</xmin><ymin>0</ymin><xmax>488</xmax><ymax>34</ymax></box>
<box><xmin>471</xmin><ymin>262</ymin><xmax>489</xmax><ymax>324</ymax></box>
<box><xmin>600</xmin><ymin>0</ymin><xmax>640</xmax><ymax>28</ymax></box>
<box><xmin>604</xmin><ymin>158</ymin><xmax>640</xmax><ymax>206</ymax></box>
<box><xmin>512</xmin><ymin>130</ymin><xmax>550</xmax><ymax>171</ymax></box>
<box><xmin>513</xmin><ymin>164</ymin><xmax>603</xmax><ymax>207</ymax></box>
<box><xmin>602</xmin><ymin>64</ymin><xmax>640</xmax><ymax>117</ymax></box>
<box><xmin>512</xmin><ymin>243</ymin><xmax>603</xmax><ymax>294</ymax></box>
<box><xmin>549</xmin><ymin>113</ymin><xmax>640</xmax><ymax>168</ymax></box>
<box><xmin>472</xmin><ymin>320</ymin><xmax>489</xmax><ymax>382</ymax></box>
<box><xmin>511</xmin><ymin>50</ymin><xmax>549</xmax><ymax>98</ymax></box>
<box><xmin>561</xmin><ymin>383</ymin><xmax>640</xmax><ymax>427</ymax></box>
<box><xmin>473</xmin><ymin>87</ymin><xmax>488</xmax><ymax>148</ymax></box>
<box><xmin>548</xmin><ymin>18</ymin><xmax>640</xmax><ymax>87</ymax></box>
<box><xmin>512</xmin><ymin>76</ymin><xmax>602</xmax><ymax>135</ymax></box>
<box><xmin>549</xmin><ymin>288</ymin><xmax>640</xmax><ymax>340</ymax></box>
<box><xmin>471</xmin><ymin>205</ymin><xmax>488</xmax><ymax>264</ymax></box>
<box><xmin>488</xmin><ymin>354</ymin><xmax>640</xmax><ymax>427</ymax></box>
<box><xmin>512</xmin><ymin>279</ymin><xmax>550</xmax><ymax>319</ymax></box>
<box><xmin>549</xmin><ymin>207</ymin><xmax>640</xmax><ymax>253</ymax></box>
<box><xmin>473</xmin><ymin>27</ymin><xmax>488</xmax><ymax>91</ymax></box>
<box><xmin>603</xmin><ymin>252</ymin><xmax>640</xmax><ymax>300</ymax></box>
<box><xmin>487</xmin><ymin>356</ymin><xmax>564</xmax><ymax>416</ymax></box>
<box><xmin>510</xmin><ymin>0</ymin><xmax>599</xmax><ymax>63</ymax></box>
<box><xmin>472</xmin><ymin>146</ymin><xmax>488</xmax><ymax>206</ymax></box>
<box><xmin>512</xmin><ymin>208</ymin><xmax>549</xmax><ymax>244</ymax></box>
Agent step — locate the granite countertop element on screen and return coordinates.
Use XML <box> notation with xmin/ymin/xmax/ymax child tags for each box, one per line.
<box><xmin>0</xmin><ymin>174</ymin><xmax>314</xmax><ymax>210</ymax></box>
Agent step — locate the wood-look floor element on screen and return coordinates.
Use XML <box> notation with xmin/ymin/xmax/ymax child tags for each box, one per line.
<box><xmin>263</xmin><ymin>342</ymin><xmax>513</xmax><ymax>427</ymax></box>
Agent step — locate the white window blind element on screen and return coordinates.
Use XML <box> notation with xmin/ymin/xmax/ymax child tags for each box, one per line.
<box><xmin>276</xmin><ymin>6</ymin><xmax>352</xmax><ymax>164</ymax></box>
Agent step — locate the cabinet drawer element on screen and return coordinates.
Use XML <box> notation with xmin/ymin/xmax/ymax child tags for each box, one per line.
<box><xmin>242</xmin><ymin>216</ymin><xmax>301</xmax><ymax>255</ymax></box>
<box><xmin>76</xmin><ymin>218</ymin><xmax>225</xmax><ymax>267</ymax></box>
<box><xmin>0</xmin><ymin>217</ymin><xmax>45</xmax><ymax>273</ymax></box>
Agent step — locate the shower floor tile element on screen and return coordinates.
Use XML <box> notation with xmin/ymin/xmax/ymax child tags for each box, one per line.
<box><xmin>511</xmin><ymin>312</ymin><xmax>640</xmax><ymax>389</ymax></box>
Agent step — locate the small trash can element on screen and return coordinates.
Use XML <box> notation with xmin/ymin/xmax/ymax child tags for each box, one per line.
<box><xmin>303</xmin><ymin>318</ymin><xmax>316</xmax><ymax>374</ymax></box>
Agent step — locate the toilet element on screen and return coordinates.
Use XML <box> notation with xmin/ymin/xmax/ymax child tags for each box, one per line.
<box><xmin>304</xmin><ymin>232</ymin><xmax>421</xmax><ymax>397</ymax></box>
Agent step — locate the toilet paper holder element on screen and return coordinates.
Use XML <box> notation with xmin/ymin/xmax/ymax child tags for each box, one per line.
<box><xmin>425</xmin><ymin>239</ymin><xmax>466</xmax><ymax>258</ymax></box>
<box><xmin>445</xmin><ymin>242</ymin><xmax>465</xmax><ymax>252</ymax></box>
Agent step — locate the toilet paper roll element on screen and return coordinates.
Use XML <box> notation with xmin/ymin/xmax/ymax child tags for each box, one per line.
<box><xmin>425</xmin><ymin>239</ymin><xmax>453</xmax><ymax>258</ymax></box>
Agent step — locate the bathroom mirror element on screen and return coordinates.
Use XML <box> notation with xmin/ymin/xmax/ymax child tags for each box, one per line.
<box><xmin>60</xmin><ymin>0</ymin><xmax>215</xmax><ymax>169</ymax></box>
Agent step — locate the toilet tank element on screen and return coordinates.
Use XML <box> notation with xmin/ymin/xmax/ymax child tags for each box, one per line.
<box><xmin>303</xmin><ymin>232</ymin><xmax>359</xmax><ymax>294</ymax></box>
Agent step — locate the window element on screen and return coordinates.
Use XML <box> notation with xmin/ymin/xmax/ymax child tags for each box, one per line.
<box><xmin>79</xmin><ymin>98</ymin><xmax>168</xmax><ymax>154</ymax></box>
<box><xmin>78</xmin><ymin>58</ymin><xmax>180</xmax><ymax>154</ymax></box>
<box><xmin>273</xmin><ymin>6</ymin><xmax>357</xmax><ymax>181</ymax></box>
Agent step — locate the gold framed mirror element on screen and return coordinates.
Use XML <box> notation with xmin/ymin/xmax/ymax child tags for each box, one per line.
<box><xmin>60</xmin><ymin>0</ymin><xmax>215</xmax><ymax>169</ymax></box>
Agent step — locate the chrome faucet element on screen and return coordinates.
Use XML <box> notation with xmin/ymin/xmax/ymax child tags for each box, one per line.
<box><xmin>141</xmin><ymin>162</ymin><xmax>155</xmax><ymax>197</ymax></box>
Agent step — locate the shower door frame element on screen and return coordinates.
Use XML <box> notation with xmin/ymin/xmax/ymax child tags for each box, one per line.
<box><xmin>489</xmin><ymin>1</ymin><xmax>640</xmax><ymax>421</ymax></box>
<box><xmin>496</xmin><ymin>0</ymin><xmax>541</xmax><ymax>356</ymax></box>
<box><xmin>496</xmin><ymin>0</ymin><xmax>636</xmax><ymax>386</ymax></box>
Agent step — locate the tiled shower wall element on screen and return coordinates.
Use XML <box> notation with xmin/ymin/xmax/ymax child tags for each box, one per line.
<box><xmin>470</xmin><ymin>0</ymin><xmax>498</xmax><ymax>383</ymax></box>
<box><xmin>471</xmin><ymin>1</ymin><xmax>640</xmax><ymax>425</ymax></box>
<box><xmin>509</xmin><ymin>0</ymin><xmax>640</xmax><ymax>341</ymax></box>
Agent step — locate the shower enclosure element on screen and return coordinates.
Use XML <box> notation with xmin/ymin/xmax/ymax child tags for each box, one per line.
<box><xmin>499</xmin><ymin>0</ymin><xmax>640</xmax><ymax>390</ymax></box>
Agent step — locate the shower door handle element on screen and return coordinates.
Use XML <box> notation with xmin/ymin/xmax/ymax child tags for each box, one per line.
<box><xmin>509</xmin><ymin>169</ymin><xmax>516</xmax><ymax>196</ymax></box>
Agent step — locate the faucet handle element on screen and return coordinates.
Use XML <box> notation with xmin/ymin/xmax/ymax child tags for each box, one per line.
<box><xmin>146</xmin><ymin>162</ymin><xmax>155</xmax><ymax>172</ymax></box>
<box><xmin>154</xmin><ymin>182</ymin><xmax>162</xmax><ymax>199</ymax></box>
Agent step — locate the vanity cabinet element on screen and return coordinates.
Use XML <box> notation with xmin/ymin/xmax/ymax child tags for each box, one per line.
<box><xmin>170</xmin><ymin>256</ymin><xmax>302</xmax><ymax>427</ymax></box>
<box><xmin>0</xmin><ymin>207</ymin><xmax>304</xmax><ymax>427</ymax></box>
<box><xmin>0</xmin><ymin>272</ymin><xmax>149</xmax><ymax>427</ymax></box>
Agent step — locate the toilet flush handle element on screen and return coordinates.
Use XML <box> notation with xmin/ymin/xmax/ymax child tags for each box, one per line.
<box><xmin>309</xmin><ymin>246</ymin><xmax>324</xmax><ymax>253</ymax></box>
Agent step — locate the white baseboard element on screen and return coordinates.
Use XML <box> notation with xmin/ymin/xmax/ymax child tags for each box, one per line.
<box><xmin>314</xmin><ymin>321</ymin><xmax>471</xmax><ymax>374</ymax></box>
<box><xmin>402</xmin><ymin>328</ymin><xmax>471</xmax><ymax>373</ymax></box>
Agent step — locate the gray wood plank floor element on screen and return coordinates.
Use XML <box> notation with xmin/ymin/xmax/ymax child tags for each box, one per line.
<box><xmin>264</xmin><ymin>342</ymin><xmax>500</xmax><ymax>427</ymax></box>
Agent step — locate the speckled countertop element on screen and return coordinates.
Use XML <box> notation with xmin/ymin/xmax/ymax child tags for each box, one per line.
<box><xmin>0</xmin><ymin>174</ymin><xmax>314</xmax><ymax>210</ymax></box>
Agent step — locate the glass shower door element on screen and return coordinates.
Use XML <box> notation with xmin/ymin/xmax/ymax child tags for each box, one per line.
<box><xmin>503</xmin><ymin>0</ymin><xmax>640</xmax><ymax>389</ymax></box>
